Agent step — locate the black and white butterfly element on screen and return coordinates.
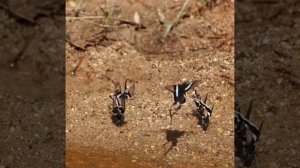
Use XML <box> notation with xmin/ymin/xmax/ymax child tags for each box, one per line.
<box><xmin>235</xmin><ymin>102</ymin><xmax>263</xmax><ymax>167</ymax></box>
<box><xmin>109</xmin><ymin>94</ymin><xmax>126</xmax><ymax>125</ymax></box>
<box><xmin>109</xmin><ymin>79</ymin><xmax>135</xmax><ymax>126</ymax></box>
<box><xmin>193</xmin><ymin>90</ymin><xmax>214</xmax><ymax>130</ymax></box>
<box><xmin>165</xmin><ymin>80</ymin><xmax>199</xmax><ymax>124</ymax></box>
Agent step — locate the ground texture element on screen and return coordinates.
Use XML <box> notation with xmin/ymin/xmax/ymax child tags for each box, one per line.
<box><xmin>0</xmin><ymin>0</ymin><xmax>65</xmax><ymax>167</ymax></box>
<box><xmin>235</xmin><ymin>0</ymin><xmax>300</xmax><ymax>167</ymax></box>
<box><xmin>66</xmin><ymin>0</ymin><xmax>234</xmax><ymax>167</ymax></box>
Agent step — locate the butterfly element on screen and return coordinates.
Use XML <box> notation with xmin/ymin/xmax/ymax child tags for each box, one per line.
<box><xmin>109</xmin><ymin>79</ymin><xmax>135</xmax><ymax>126</ymax></box>
<box><xmin>192</xmin><ymin>90</ymin><xmax>214</xmax><ymax>130</ymax></box>
<box><xmin>235</xmin><ymin>102</ymin><xmax>263</xmax><ymax>167</ymax></box>
<box><xmin>165</xmin><ymin>80</ymin><xmax>199</xmax><ymax>124</ymax></box>
<box><xmin>109</xmin><ymin>94</ymin><xmax>126</xmax><ymax>125</ymax></box>
<box><xmin>113</xmin><ymin>79</ymin><xmax>135</xmax><ymax>100</ymax></box>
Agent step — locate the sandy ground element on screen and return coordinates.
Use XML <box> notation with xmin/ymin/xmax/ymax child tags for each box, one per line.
<box><xmin>0</xmin><ymin>0</ymin><xmax>298</xmax><ymax>168</ymax></box>
<box><xmin>66</xmin><ymin>0</ymin><xmax>234</xmax><ymax>167</ymax></box>
<box><xmin>235</xmin><ymin>0</ymin><xmax>300</xmax><ymax>167</ymax></box>
<box><xmin>0</xmin><ymin>1</ymin><xmax>65</xmax><ymax>167</ymax></box>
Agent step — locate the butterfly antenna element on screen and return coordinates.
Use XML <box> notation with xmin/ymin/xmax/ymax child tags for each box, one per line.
<box><xmin>246</xmin><ymin>101</ymin><xmax>253</xmax><ymax>120</ymax></box>
<box><xmin>259</xmin><ymin>121</ymin><xmax>264</xmax><ymax>131</ymax></box>
<box><xmin>204</xmin><ymin>94</ymin><xmax>208</xmax><ymax>103</ymax></box>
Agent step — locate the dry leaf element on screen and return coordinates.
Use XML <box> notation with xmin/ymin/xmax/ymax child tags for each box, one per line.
<box><xmin>157</xmin><ymin>8</ymin><xmax>166</xmax><ymax>24</ymax></box>
<box><xmin>133</xmin><ymin>11</ymin><xmax>141</xmax><ymax>25</ymax></box>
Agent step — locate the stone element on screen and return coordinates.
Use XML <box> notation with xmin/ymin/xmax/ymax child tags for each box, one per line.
<box><xmin>269</xmin><ymin>162</ymin><xmax>279</xmax><ymax>168</ymax></box>
<box><xmin>10</xmin><ymin>127</ymin><xmax>16</xmax><ymax>133</ymax></box>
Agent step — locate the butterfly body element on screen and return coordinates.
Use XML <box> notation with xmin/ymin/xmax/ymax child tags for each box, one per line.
<box><xmin>110</xmin><ymin>95</ymin><xmax>126</xmax><ymax>125</ymax></box>
<box><xmin>235</xmin><ymin>102</ymin><xmax>263</xmax><ymax>167</ymax></box>
<box><xmin>166</xmin><ymin>81</ymin><xmax>199</xmax><ymax>105</ymax></box>
<box><xmin>165</xmin><ymin>81</ymin><xmax>199</xmax><ymax>124</ymax></box>
<box><xmin>173</xmin><ymin>82</ymin><xmax>197</xmax><ymax>104</ymax></box>
<box><xmin>109</xmin><ymin>79</ymin><xmax>135</xmax><ymax>126</ymax></box>
<box><xmin>193</xmin><ymin>90</ymin><xmax>213</xmax><ymax>130</ymax></box>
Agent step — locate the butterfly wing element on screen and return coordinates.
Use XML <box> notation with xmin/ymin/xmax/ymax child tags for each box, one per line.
<box><xmin>182</xmin><ymin>80</ymin><xmax>199</xmax><ymax>92</ymax></box>
<box><xmin>164</xmin><ymin>85</ymin><xmax>175</xmax><ymax>92</ymax></box>
<box><xmin>128</xmin><ymin>84</ymin><xmax>135</xmax><ymax>97</ymax></box>
<box><xmin>123</xmin><ymin>79</ymin><xmax>136</xmax><ymax>99</ymax></box>
<box><xmin>109</xmin><ymin>95</ymin><xmax>117</xmax><ymax>107</ymax></box>
<box><xmin>114</xmin><ymin>82</ymin><xmax>122</xmax><ymax>96</ymax></box>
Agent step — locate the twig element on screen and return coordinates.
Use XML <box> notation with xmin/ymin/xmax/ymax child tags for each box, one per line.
<box><xmin>66</xmin><ymin>36</ymin><xmax>86</xmax><ymax>51</ymax></box>
<box><xmin>220</xmin><ymin>73</ymin><xmax>234</xmax><ymax>85</ymax></box>
<box><xmin>10</xmin><ymin>33</ymin><xmax>36</xmax><ymax>68</ymax></box>
<box><xmin>0</xmin><ymin>0</ymin><xmax>34</xmax><ymax>23</ymax></box>
<box><xmin>66</xmin><ymin>16</ymin><xmax>106</xmax><ymax>20</ymax></box>
<box><xmin>289</xmin><ymin>76</ymin><xmax>300</xmax><ymax>86</ymax></box>
<box><xmin>141</xmin><ymin>46</ymin><xmax>208</xmax><ymax>55</ymax></box>
<box><xmin>71</xmin><ymin>56</ymin><xmax>84</xmax><ymax>75</ymax></box>
<box><xmin>74</xmin><ymin>0</ymin><xmax>84</xmax><ymax>17</ymax></box>
<box><xmin>118</xmin><ymin>20</ymin><xmax>146</xmax><ymax>29</ymax></box>
<box><xmin>163</xmin><ymin>0</ymin><xmax>192</xmax><ymax>38</ymax></box>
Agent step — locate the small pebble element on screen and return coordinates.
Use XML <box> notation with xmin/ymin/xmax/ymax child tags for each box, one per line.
<box><xmin>224</xmin><ymin>131</ymin><xmax>230</xmax><ymax>136</ymax></box>
<box><xmin>10</xmin><ymin>127</ymin><xmax>16</xmax><ymax>133</ymax></box>
<box><xmin>96</xmin><ymin>135</ymin><xmax>102</xmax><ymax>140</ymax></box>
<box><xmin>276</xmin><ymin>78</ymin><xmax>283</xmax><ymax>85</ymax></box>
<box><xmin>290</xmin><ymin>149</ymin><xmax>296</xmax><ymax>156</ymax></box>
<box><xmin>269</xmin><ymin>162</ymin><xmax>279</xmax><ymax>168</ymax></box>
<box><xmin>8</xmin><ymin>155</ymin><xmax>14</xmax><ymax>161</ymax></box>
<box><xmin>266</xmin><ymin>138</ymin><xmax>276</xmax><ymax>145</ymax></box>
<box><xmin>127</xmin><ymin>132</ymin><xmax>133</xmax><ymax>138</ymax></box>
<box><xmin>265</xmin><ymin>112</ymin><xmax>274</xmax><ymax>118</ymax></box>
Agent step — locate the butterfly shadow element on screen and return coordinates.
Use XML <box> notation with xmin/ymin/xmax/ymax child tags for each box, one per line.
<box><xmin>162</xmin><ymin>129</ymin><xmax>186</xmax><ymax>155</ymax></box>
<box><xmin>111</xmin><ymin>115</ymin><xmax>127</xmax><ymax>127</ymax></box>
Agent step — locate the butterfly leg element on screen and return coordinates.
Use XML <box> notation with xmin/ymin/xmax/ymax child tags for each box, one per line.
<box><xmin>169</xmin><ymin>102</ymin><xmax>181</xmax><ymax>125</ymax></box>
